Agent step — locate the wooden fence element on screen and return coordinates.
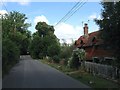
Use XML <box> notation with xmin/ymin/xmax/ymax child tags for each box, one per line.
<box><xmin>84</xmin><ymin>61</ymin><xmax>120</xmax><ymax>80</ymax></box>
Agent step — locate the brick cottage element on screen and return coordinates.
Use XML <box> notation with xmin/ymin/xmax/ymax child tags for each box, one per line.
<box><xmin>75</xmin><ymin>23</ymin><xmax>114</xmax><ymax>64</ymax></box>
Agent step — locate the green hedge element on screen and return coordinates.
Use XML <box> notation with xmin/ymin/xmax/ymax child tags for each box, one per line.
<box><xmin>2</xmin><ymin>38</ymin><xmax>20</xmax><ymax>75</ymax></box>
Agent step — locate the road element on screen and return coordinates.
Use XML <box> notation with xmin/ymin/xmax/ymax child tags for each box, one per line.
<box><xmin>2</xmin><ymin>55</ymin><xmax>90</xmax><ymax>88</ymax></box>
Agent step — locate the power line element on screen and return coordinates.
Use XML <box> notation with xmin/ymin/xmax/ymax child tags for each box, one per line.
<box><xmin>55</xmin><ymin>0</ymin><xmax>87</xmax><ymax>26</ymax></box>
<box><xmin>55</xmin><ymin>1</ymin><xmax>83</xmax><ymax>26</ymax></box>
<box><xmin>55</xmin><ymin>1</ymin><xmax>82</xmax><ymax>26</ymax></box>
<box><xmin>1</xmin><ymin>0</ymin><xmax>9</xmax><ymax>13</ymax></box>
<box><xmin>63</xmin><ymin>1</ymin><xmax>87</xmax><ymax>23</ymax></box>
<box><xmin>62</xmin><ymin>1</ymin><xmax>84</xmax><ymax>22</ymax></box>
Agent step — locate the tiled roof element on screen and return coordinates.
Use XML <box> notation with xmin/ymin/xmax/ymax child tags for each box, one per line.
<box><xmin>76</xmin><ymin>30</ymin><xmax>103</xmax><ymax>48</ymax></box>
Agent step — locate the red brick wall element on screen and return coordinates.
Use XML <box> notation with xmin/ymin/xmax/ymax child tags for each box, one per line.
<box><xmin>85</xmin><ymin>46</ymin><xmax>113</xmax><ymax>60</ymax></box>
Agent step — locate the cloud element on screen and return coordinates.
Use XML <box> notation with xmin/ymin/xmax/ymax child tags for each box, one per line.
<box><xmin>0</xmin><ymin>10</ymin><xmax>8</xmax><ymax>15</ymax></box>
<box><xmin>88</xmin><ymin>13</ymin><xmax>102</xmax><ymax>20</ymax></box>
<box><xmin>34</xmin><ymin>15</ymin><xmax>49</xmax><ymax>25</ymax></box>
<box><xmin>54</xmin><ymin>23</ymin><xmax>83</xmax><ymax>44</ymax></box>
<box><xmin>18</xmin><ymin>0</ymin><xmax>31</xmax><ymax>5</ymax></box>
<box><xmin>88</xmin><ymin>13</ymin><xmax>97</xmax><ymax>20</ymax></box>
<box><xmin>97</xmin><ymin>15</ymin><xmax>102</xmax><ymax>20</ymax></box>
<box><xmin>4</xmin><ymin>0</ymin><xmax>30</xmax><ymax>6</ymax></box>
<box><xmin>19</xmin><ymin>2</ymin><xmax>30</xmax><ymax>5</ymax></box>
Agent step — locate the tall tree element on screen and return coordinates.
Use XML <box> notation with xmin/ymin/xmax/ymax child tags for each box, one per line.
<box><xmin>2</xmin><ymin>11</ymin><xmax>31</xmax><ymax>35</ymax></box>
<box><xmin>35</xmin><ymin>22</ymin><xmax>54</xmax><ymax>37</ymax></box>
<box><xmin>30</xmin><ymin>22</ymin><xmax>61</xmax><ymax>59</ymax></box>
<box><xmin>2</xmin><ymin>11</ymin><xmax>31</xmax><ymax>76</ymax></box>
<box><xmin>2</xmin><ymin>11</ymin><xmax>31</xmax><ymax>54</ymax></box>
<box><xmin>95</xmin><ymin>1</ymin><xmax>120</xmax><ymax>77</ymax></box>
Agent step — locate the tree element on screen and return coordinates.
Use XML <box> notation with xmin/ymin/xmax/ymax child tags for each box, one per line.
<box><xmin>2</xmin><ymin>38</ymin><xmax>20</xmax><ymax>75</ymax></box>
<box><xmin>47</xmin><ymin>43</ymin><xmax>61</xmax><ymax>57</ymax></box>
<box><xmin>35</xmin><ymin>22</ymin><xmax>54</xmax><ymax>37</ymax></box>
<box><xmin>2</xmin><ymin>11</ymin><xmax>31</xmax><ymax>35</ymax></box>
<box><xmin>2</xmin><ymin>11</ymin><xmax>31</xmax><ymax>54</ymax></box>
<box><xmin>30</xmin><ymin>22</ymin><xmax>61</xmax><ymax>59</ymax></box>
<box><xmin>29</xmin><ymin>35</ymin><xmax>44</xmax><ymax>59</ymax></box>
<box><xmin>95</xmin><ymin>2</ymin><xmax>120</xmax><ymax>68</ymax></box>
<box><xmin>2</xmin><ymin>11</ymin><xmax>31</xmax><ymax>76</ymax></box>
<box><xmin>95</xmin><ymin>1</ymin><xmax>120</xmax><ymax>81</ymax></box>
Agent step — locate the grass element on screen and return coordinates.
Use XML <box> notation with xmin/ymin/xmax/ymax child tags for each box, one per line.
<box><xmin>41</xmin><ymin>59</ymin><xmax>120</xmax><ymax>89</ymax></box>
<box><xmin>69</xmin><ymin>69</ymin><xmax>120</xmax><ymax>88</ymax></box>
<box><xmin>41</xmin><ymin>59</ymin><xmax>76</xmax><ymax>73</ymax></box>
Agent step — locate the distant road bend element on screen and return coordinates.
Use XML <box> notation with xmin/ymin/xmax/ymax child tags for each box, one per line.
<box><xmin>3</xmin><ymin>55</ymin><xmax>90</xmax><ymax>88</ymax></box>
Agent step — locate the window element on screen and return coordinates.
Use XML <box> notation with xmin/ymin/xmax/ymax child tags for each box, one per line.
<box><xmin>92</xmin><ymin>36</ymin><xmax>97</xmax><ymax>45</ymax></box>
<box><xmin>80</xmin><ymin>40</ymin><xmax>83</xmax><ymax>44</ymax></box>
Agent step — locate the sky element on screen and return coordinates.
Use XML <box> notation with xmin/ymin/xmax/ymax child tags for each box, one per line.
<box><xmin>0</xmin><ymin>1</ymin><xmax>103</xmax><ymax>44</ymax></box>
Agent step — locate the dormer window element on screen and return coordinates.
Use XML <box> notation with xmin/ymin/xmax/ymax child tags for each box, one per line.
<box><xmin>92</xmin><ymin>36</ymin><xmax>97</xmax><ymax>44</ymax></box>
<box><xmin>80</xmin><ymin>40</ymin><xmax>83</xmax><ymax>44</ymax></box>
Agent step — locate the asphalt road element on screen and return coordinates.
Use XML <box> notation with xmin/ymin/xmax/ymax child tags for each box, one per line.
<box><xmin>2</xmin><ymin>55</ymin><xmax>90</xmax><ymax>88</ymax></box>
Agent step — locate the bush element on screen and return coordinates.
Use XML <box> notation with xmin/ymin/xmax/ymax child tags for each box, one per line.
<box><xmin>2</xmin><ymin>38</ymin><xmax>20</xmax><ymax>75</ymax></box>
<box><xmin>68</xmin><ymin>48</ymin><xmax>85</xmax><ymax>69</ymax></box>
<box><xmin>39</xmin><ymin>53</ymin><xmax>44</xmax><ymax>59</ymax></box>
<box><xmin>47</xmin><ymin>44</ymin><xmax>61</xmax><ymax>58</ymax></box>
<box><xmin>52</xmin><ymin>55</ymin><xmax>60</xmax><ymax>63</ymax></box>
<box><xmin>68</xmin><ymin>53</ymin><xmax>80</xmax><ymax>69</ymax></box>
<box><xmin>60</xmin><ymin>45</ymin><xmax>74</xmax><ymax>60</ymax></box>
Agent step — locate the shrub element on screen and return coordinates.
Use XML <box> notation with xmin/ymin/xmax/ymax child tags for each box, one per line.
<box><xmin>2</xmin><ymin>38</ymin><xmax>20</xmax><ymax>75</ymax></box>
<box><xmin>39</xmin><ymin>53</ymin><xmax>44</xmax><ymax>59</ymax></box>
<box><xmin>52</xmin><ymin>55</ymin><xmax>60</xmax><ymax>63</ymax></box>
<box><xmin>68</xmin><ymin>53</ymin><xmax>80</xmax><ymax>69</ymax></box>
<box><xmin>68</xmin><ymin>48</ymin><xmax>86</xmax><ymax>69</ymax></box>
<box><xmin>47</xmin><ymin>44</ymin><xmax>61</xmax><ymax>58</ymax></box>
<box><xmin>60</xmin><ymin>45</ymin><xmax>74</xmax><ymax>60</ymax></box>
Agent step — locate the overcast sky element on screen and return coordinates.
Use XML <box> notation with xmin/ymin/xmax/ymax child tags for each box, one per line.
<box><xmin>0</xmin><ymin>1</ymin><xmax>103</xmax><ymax>43</ymax></box>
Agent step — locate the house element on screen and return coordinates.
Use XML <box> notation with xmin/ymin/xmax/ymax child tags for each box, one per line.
<box><xmin>75</xmin><ymin>23</ymin><xmax>114</xmax><ymax>64</ymax></box>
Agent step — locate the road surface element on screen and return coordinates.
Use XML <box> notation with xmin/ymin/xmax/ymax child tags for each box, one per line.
<box><xmin>3</xmin><ymin>55</ymin><xmax>90</xmax><ymax>88</ymax></box>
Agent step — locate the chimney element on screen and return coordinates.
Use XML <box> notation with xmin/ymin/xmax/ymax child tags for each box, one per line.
<box><xmin>83</xmin><ymin>23</ymin><xmax>89</xmax><ymax>38</ymax></box>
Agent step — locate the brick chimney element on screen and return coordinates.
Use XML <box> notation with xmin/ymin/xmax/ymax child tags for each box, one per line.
<box><xmin>83</xmin><ymin>23</ymin><xmax>89</xmax><ymax>38</ymax></box>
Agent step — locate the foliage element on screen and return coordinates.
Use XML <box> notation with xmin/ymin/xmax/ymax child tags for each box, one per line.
<box><xmin>7</xmin><ymin>31</ymin><xmax>30</xmax><ymax>55</ymax></box>
<box><xmin>2</xmin><ymin>38</ymin><xmax>20</xmax><ymax>75</ymax></box>
<box><xmin>2</xmin><ymin>11</ymin><xmax>31</xmax><ymax>76</ymax></box>
<box><xmin>2</xmin><ymin>11</ymin><xmax>31</xmax><ymax>35</ymax></box>
<box><xmin>60</xmin><ymin>44</ymin><xmax>74</xmax><ymax>60</ymax></box>
<box><xmin>73</xmin><ymin>48</ymin><xmax>86</xmax><ymax>61</ymax></box>
<box><xmin>29</xmin><ymin>22</ymin><xmax>61</xmax><ymax>59</ymax></box>
<box><xmin>29</xmin><ymin>35</ymin><xmax>43</xmax><ymax>59</ymax></box>
<box><xmin>2</xmin><ymin>11</ymin><xmax>31</xmax><ymax>55</ymax></box>
<box><xmin>52</xmin><ymin>55</ymin><xmax>60</xmax><ymax>63</ymax></box>
<box><xmin>68</xmin><ymin>48</ymin><xmax>86</xmax><ymax>69</ymax></box>
<box><xmin>95</xmin><ymin>2</ymin><xmax>120</xmax><ymax>69</ymax></box>
<box><xmin>68</xmin><ymin>54</ymin><xmax>79</xmax><ymax>69</ymax></box>
<box><xmin>47</xmin><ymin>43</ymin><xmax>61</xmax><ymax>58</ymax></box>
<box><xmin>35</xmin><ymin>22</ymin><xmax>54</xmax><ymax>37</ymax></box>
